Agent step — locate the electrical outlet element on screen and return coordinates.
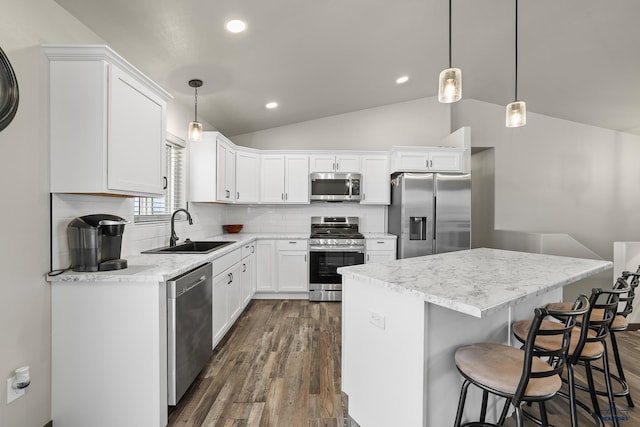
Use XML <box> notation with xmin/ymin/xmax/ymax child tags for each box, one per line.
<box><xmin>368</xmin><ymin>310</ymin><xmax>386</xmax><ymax>330</ymax></box>
<box><xmin>7</xmin><ymin>377</ymin><xmax>25</xmax><ymax>404</ymax></box>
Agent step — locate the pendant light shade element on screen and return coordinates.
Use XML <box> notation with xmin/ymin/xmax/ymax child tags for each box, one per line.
<box><xmin>438</xmin><ymin>0</ymin><xmax>461</xmax><ymax>104</ymax></box>
<box><xmin>188</xmin><ymin>79</ymin><xmax>203</xmax><ymax>141</ymax></box>
<box><xmin>506</xmin><ymin>0</ymin><xmax>526</xmax><ymax>127</ymax></box>
<box><xmin>506</xmin><ymin>100</ymin><xmax>526</xmax><ymax>127</ymax></box>
<box><xmin>438</xmin><ymin>67</ymin><xmax>462</xmax><ymax>103</ymax></box>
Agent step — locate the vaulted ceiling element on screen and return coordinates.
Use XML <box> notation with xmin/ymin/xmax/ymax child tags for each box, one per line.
<box><xmin>55</xmin><ymin>0</ymin><xmax>640</xmax><ymax>137</ymax></box>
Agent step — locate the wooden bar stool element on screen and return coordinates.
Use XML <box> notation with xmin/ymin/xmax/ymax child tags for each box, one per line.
<box><xmin>547</xmin><ymin>272</ymin><xmax>637</xmax><ymax>409</ymax></box>
<box><xmin>453</xmin><ymin>295</ymin><xmax>589</xmax><ymax>427</ymax></box>
<box><xmin>515</xmin><ymin>286</ymin><xmax>628</xmax><ymax>427</ymax></box>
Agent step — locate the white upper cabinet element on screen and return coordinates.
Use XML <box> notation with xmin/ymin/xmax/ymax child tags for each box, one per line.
<box><xmin>216</xmin><ymin>137</ymin><xmax>236</xmax><ymax>203</ymax></box>
<box><xmin>190</xmin><ymin>131</ymin><xmax>260</xmax><ymax>204</ymax></box>
<box><xmin>45</xmin><ymin>45</ymin><xmax>171</xmax><ymax>197</ymax></box>
<box><xmin>309</xmin><ymin>154</ymin><xmax>360</xmax><ymax>172</ymax></box>
<box><xmin>260</xmin><ymin>154</ymin><xmax>309</xmax><ymax>204</ymax></box>
<box><xmin>390</xmin><ymin>148</ymin><xmax>463</xmax><ymax>173</ymax></box>
<box><xmin>235</xmin><ymin>150</ymin><xmax>260</xmax><ymax>203</ymax></box>
<box><xmin>360</xmin><ymin>155</ymin><xmax>390</xmax><ymax>205</ymax></box>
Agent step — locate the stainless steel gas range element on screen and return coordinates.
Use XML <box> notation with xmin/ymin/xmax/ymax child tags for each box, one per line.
<box><xmin>308</xmin><ymin>216</ymin><xmax>365</xmax><ymax>302</ymax></box>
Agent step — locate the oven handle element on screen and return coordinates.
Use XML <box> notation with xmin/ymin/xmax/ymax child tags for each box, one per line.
<box><xmin>310</xmin><ymin>247</ymin><xmax>365</xmax><ymax>253</ymax></box>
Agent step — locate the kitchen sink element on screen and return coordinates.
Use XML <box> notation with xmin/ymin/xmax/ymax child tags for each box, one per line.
<box><xmin>142</xmin><ymin>240</ymin><xmax>235</xmax><ymax>254</ymax></box>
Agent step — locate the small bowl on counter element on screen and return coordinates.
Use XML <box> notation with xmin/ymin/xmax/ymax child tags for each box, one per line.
<box><xmin>223</xmin><ymin>224</ymin><xmax>243</xmax><ymax>234</ymax></box>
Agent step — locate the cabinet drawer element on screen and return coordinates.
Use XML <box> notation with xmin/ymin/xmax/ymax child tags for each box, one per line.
<box><xmin>366</xmin><ymin>239</ymin><xmax>396</xmax><ymax>251</ymax></box>
<box><xmin>276</xmin><ymin>239</ymin><xmax>308</xmax><ymax>251</ymax></box>
<box><xmin>241</xmin><ymin>242</ymin><xmax>256</xmax><ymax>258</ymax></box>
<box><xmin>213</xmin><ymin>248</ymin><xmax>242</xmax><ymax>275</ymax></box>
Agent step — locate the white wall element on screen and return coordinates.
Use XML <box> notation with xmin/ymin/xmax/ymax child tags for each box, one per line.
<box><xmin>0</xmin><ymin>2</ymin><xmax>104</xmax><ymax>426</ymax></box>
<box><xmin>231</xmin><ymin>97</ymin><xmax>451</xmax><ymax>150</ymax></box>
<box><xmin>452</xmin><ymin>99</ymin><xmax>640</xmax><ymax>263</ymax></box>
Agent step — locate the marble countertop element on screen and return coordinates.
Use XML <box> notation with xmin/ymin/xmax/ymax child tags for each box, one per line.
<box><xmin>47</xmin><ymin>232</ymin><xmax>309</xmax><ymax>283</ymax></box>
<box><xmin>338</xmin><ymin>248</ymin><xmax>612</xmax><ymax>318</ymax></box>
<box><xmin>49</xmin><ymin>232</ymin><xmax>399</xmax><ymax>284</ymax></box>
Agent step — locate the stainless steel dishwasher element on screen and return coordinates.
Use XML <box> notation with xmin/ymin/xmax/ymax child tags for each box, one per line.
<box><xmin>167</xmin><ymin>263</ymin><xmax>213</xmax><ymax>405</ymax></box>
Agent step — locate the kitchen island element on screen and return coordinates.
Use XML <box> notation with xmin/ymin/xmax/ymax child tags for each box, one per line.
<box><xmin>338</xmin><ymin>248</ymin><xmax>611</xmax><ymax>427</ymax></box>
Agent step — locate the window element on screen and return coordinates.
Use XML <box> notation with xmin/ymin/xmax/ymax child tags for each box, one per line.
<box><xmin>134</xmin><ymin>133</ymin><xmax>186</xmax><ymax>222</ymax></box>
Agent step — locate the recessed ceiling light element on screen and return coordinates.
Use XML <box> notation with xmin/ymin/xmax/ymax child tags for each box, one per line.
<box><xmin>396</xmin><ymin>75</ymin><xmax>409</xmax><ymax>84</ymax></box>
<box><xmin>265</xmin><ymin>102</ymin><xmax>278</xmax><ymax>109</ymax></box>
<box><xmin>225</xmin><ymin>19</ymin><xmax>247</xmax><ymax>33</ymax></box>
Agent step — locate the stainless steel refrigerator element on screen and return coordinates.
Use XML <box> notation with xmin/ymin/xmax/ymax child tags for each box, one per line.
<box><xmin>388</xmin><ymin>172</ymin><xmax>471</xmax><ymax>259</ymax></box>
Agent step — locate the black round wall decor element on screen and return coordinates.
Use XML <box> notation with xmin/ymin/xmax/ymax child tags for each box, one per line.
<box><xmin>0</xmin><ymin>46</ymin><xmax>19</xmax><ymax>132</ymax></box>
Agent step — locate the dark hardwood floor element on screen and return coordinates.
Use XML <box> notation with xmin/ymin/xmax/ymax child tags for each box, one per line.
<box><xmin>168</xmin><ymin>300</ymin><xmax>346</xmax><ymax>427</ymax></box>
<box><xmin>168</xmin><ymin>300</ymin><xmax>639</xmax><ymax>427</ymax></box>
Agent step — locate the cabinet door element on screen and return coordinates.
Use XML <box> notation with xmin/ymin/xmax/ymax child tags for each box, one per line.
<box><xmin>189</xmin><ymin>133</ymin><xmax>217</xmax><ymax>201</ymax></box>
<box><xmin>236</xmin><ymin>150</ymin><xmax>259</xmax><ymax>203</ymax></box>
<box><xmin>366</xmin><ymin>252</ymin><xmax>396</xmax><ymax>264</ymax></box>
<box><xmin>309</xmin><ymin>154</ymin><xmax>336</xmax><ymax>172</ymax></box>
<box><xmin>336</xmin><ymin>155</ymin><xmax>360</xmax><ymax>172</ymax></box>
<box><xmin>108</xmin><ymin>65</ymin><xmax>164</xmax><ymax>195</ymax></box>
<box><xmin>227</xmin><ymin>264</ymin><xmax>243</xmax><ymax>322</ymax></box>
<box><xmin>361</xmin><ymin>155</ymin><xmax>389</xmax><ymax>205</ymax></box>
<box><xmin>260</xmin><ymin>155</ymin><xmax>286</xmax><ymax>203</ymax></box>
<box><xmin>429</xmin><ymin>151</ymin><xmax>461</xmax><ymax>172</ymax></box>
<box><xmin>396</xmin><ymin>151</ymin><xmax>430</xmax><ymax>172</ymax></box>
<box><xmin>256</xmin><ymin>240</ymin><xmax>276</xmax><ymax>291</ymax></box>
<box><xmin>241</xmin><ymin>255</ymin><xmax>254</xmax><ymax>305</ymax></box>
<box><xmin>277</xmin><ymin>251</ymin><xmax>308</xmax><ymax>292</ymax></box>
<box><xmin>284</xmin><ymin>155</ymin><xmax>309</xmax><ymax>203</ymax></box>
<box><xmin>217</xmin><ymin>141</ymin><xmax>236</xmax><ymax>202</ymax></box>
<box><xmin>212</xmin><ymin>272</ymin><xmax>229</xmax><ymax>346</ymax></box>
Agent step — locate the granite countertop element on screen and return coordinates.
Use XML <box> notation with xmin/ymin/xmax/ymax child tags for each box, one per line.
<box><xmin>48</xmin><ymin>232</ymin><xmax>308</xmax><ymax>283</ymax></box>
<box><xmin>338</xmin><ymin>247</ymin><xmax>612</xmax><ymax>318</ymax></box>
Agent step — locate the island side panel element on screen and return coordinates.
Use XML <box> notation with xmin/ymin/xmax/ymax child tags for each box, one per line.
<box><xmin>342</xmin><ymin>275</ymin><xmax>426</xmax><ymax>427</ymax></box>
<box><xmin>51</xmin><ymin>280</ymin><xmax>167</xmax><ymax>427</ymax></box>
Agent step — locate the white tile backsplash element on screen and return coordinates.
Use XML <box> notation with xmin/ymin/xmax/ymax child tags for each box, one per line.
<box><xmin>51</xmin><ymin>195</ymin><xmax>386</xmax><ymax>270</ymax></box>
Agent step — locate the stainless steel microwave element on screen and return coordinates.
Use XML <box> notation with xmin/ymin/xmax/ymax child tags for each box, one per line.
<box><xmin>310</xmin><ymin>172</ymin><xmax>361</xmax><ymax>201</ymax></box>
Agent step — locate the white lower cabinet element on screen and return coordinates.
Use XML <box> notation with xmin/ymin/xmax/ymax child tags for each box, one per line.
<box><xmin>241</xmin><ymin>242</ymin><xmax>256</xmax><ymax>305</ymax></box>
<box><xmin>256</xmin><ymin>239</ymin><xmax>309</xmax><ymax>295</ymax></box>
<box><xmin>366</xmin><ymin>238</ymin><xmax>397</xmax><ymax>264</ymax></box>
<box><xmin>212</xmin><ymin>248</ymin><xmax>243</xmax><ymax>348</ymax></box>
<box><xmin>276</xmin><ymin>240</ymin><xmax>309</xmax><ymax>292</ymax></box>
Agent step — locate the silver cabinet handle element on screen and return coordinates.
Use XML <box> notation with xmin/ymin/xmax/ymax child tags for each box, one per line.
<box><xmin>243</xmin><ymin>263</ymin><xmax>247</xmax><ymax>273</ymax></box>
<box><xmin>289</xmin><ymin>241</ymin><xmax>297</xmax><ymax>244</ymax></box>
<box><xmin>237</xmin><ymin>192</ymin><xmax>240</xmax><ymax>199</ymax></box>
<box><xmin>226</xmin><ymin>190</ymin><xmax>230</xmax><ymax>198</ymax></box>
<box><xmin>430</xmin><ymin>160</ymin><xmax>433</xmax><ymax>168</ymax></box>
<box><xmin>377</xmin><ymin>241</ymin><xmax>384</xmax><ymax>244</ymax></box>
<box><xmin>281</xmin><ymin>193</ymin><xmax>284</xmax><ymax>200</ymax></box>
<box><xmin>251</xmin><ymin>246</ymin><xmax>255</xmax><ymax>254</ymax></box>
<box><xmin>304</xmin><ymin>254</ymin><xmax>307</xmax><ymax>262</ymax></box>
<box><xmin>285</xmin><ymin>193</ymin><xmax>288</xmax><ymax>200</ymax></box>
<box><xmin>367</xmin><ymin>254</ymin><xmax>370</xmax><ymax>262</ymax></box>
<box><xmin>333</xmin><ymin>162</ymin><xmax>336</xmax><ymax>171</ymax></box>
<box><xmin>227</xmin><ymin>273</ymin><xmax>232</xmax><ymax>284</ymax></box>
<box><xmin>336</xmin><ymin>162</ymin><xmax>339</xmax><ymax>170</ymax></box>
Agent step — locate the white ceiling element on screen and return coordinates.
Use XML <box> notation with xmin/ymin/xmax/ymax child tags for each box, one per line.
<box><xmin>54</xmin><ymin>0</ymin><xmax>640</xmax><ymax>137</ymax></box>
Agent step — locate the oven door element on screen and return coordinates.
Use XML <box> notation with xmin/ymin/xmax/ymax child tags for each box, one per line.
<box><xmin>309</xmin><ymin>249</ymin><xmax>365</xmax><ymax>289</ymax></box>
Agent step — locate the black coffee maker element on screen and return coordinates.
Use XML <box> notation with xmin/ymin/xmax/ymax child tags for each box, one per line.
<box><xmin>67</xmin><ymin>214</ymin><xmax>129</xmax><ymax>272</ymax></box>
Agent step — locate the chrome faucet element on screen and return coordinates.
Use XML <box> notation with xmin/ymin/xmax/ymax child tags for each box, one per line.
<box><xmin>170</xmin><ymin>208</ymin><xmax>193</xmax><ymax>247</ymax></box>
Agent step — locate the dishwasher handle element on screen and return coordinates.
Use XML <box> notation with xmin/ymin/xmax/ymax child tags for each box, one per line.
<box><xmin>175</xmin><ymin>275</ymin><xmax>207</xmax><ymax>297</ymax></box>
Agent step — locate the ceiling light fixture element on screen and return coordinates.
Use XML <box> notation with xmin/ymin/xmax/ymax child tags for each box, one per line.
<box><xmin>225</xmin><ymin>19</ymin><xmax>247</xmax><ymax>33</ymax></box>
<box><xmin>187</xmin><ymin>79</ymin><xmax>203</xmax><ymax>142</ymax></box>
<box><xmin>265</xmin><ymin>102</ymin><xmax>278</xmax><ymax>109</ymax></box>
<box><xmin>438</xmin><ymin>0</ymin><xmax>461</xmax><ymax>103</ymax></box>
<box><xmin>396</xmin><ymin>76</ymin><xmax>409</xmax><ymax>84</ymax></box>
<box><xmin>506</xmin><ymin>0</ymin><xmax>526</xmax><ymax>127</ymax></box>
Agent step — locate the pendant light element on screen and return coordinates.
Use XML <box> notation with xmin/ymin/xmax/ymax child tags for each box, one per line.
<box><xmin>188</xmin><ymin>79</ymin><xmax>203</xmax><ymax>141</ymax></box>
<box><xmin>506</xmin><ymin>0</ymin><xmax>526</xmax><ymax>127</ymax></box>
<box><xmin>438</xmin><ymin>0</ymin><xmax>462</xmax><ymax>103</ymax></box>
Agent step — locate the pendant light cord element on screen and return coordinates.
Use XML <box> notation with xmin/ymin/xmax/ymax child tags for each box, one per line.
<box><xmin>194</xmin><ymin>87</ymin><xmax>199</xmax><ymax>121</ymax></box>
<box><xmin>514</xmin><ymin>0</ymin><xmax>519</xmax><ymax>101</ymax></box>
<box><xmin>448</xmin><ymin>0</ymin><xmax>452</xmax><ymax>68</ymax></box>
